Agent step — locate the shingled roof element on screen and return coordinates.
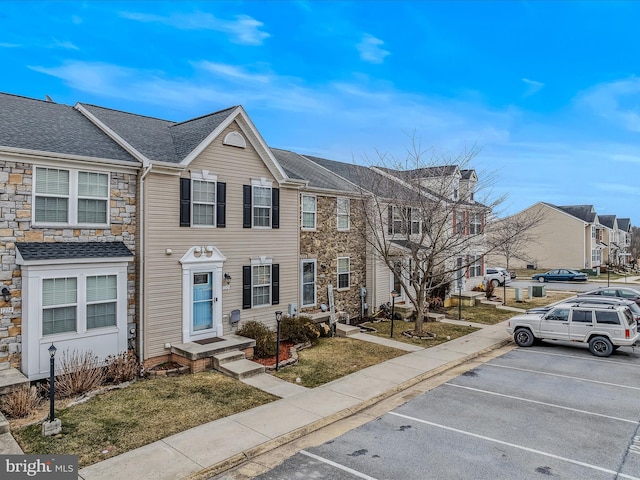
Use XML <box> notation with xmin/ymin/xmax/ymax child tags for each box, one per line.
<box><xmin>16</xmin><ymin>241</ymin><xmax>133</xmax><ymax>262</ymax></box>
<box><xmin>598</xmin><ymin>215</ymin><xmax>616</xmax><ymax>229</ymax></box>
<box><xmin>271</xmin><ymin>148</ymin><xmax>358</xmax><ymax>193</ymax></box>
<box><xmin>556</xmin><ymin>204</ymin><xmax>598</xmax><ymax>223</ymax></box>
<box><xmin>0</xmin><ymin>93</ymin><xmax>137</xmax><ymax>163</ymax></box>
<box><xmin>80</xmin><ymin>103</ymin><xmax>238</xmax><ymax>164</ymax></box>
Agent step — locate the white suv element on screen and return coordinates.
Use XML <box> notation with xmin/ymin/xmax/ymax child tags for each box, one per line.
<box><xmin>507</xmin><ymin>302</ymin><xmax>639</xmax><ymax>357</ymax></box>
<box><xmin>484</xmin><ymin>267</ymin><xmax>512</xmax><ymax>287</ymax></box>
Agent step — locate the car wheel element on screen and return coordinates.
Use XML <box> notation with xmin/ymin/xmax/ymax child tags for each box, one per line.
<box><xmin>589</xmin><ymin>336</ymin><xmax>613</xmax><ymax>357</ymax></box>
<box><xmin>514</xmin><ymin>328</ymin><xmax>535</xmax><ymax>347</ymax></box>
<box><xmin>538</xmin><ymin>277</ymin><xmax>546</xmax><ymax>283</ymax></box>
<box><xmin>491</xmin><ymin>279</ymin><xmax>500</xmax><ymax>288</ymax></box>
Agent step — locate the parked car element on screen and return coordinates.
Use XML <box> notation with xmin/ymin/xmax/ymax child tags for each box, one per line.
<box><xmin>507</xmin><ymin>303</ymin><xmax>639</xmax><ymax>357</ymax></box>
<box><xmin>526</xmin><ymin>297</ymin><xmax>640</xmax><ymax>323</ymax></box>
<box><xmin>531</xmin><ymin>269</ymin><xmax>588</xmax><ymax>283</ymax></box>
<box><xmin>484</xmin><ymin>267</ymin><xmax>512</xmax><ymax>287</ymax></box>
<box><xmin>577</xmin><ymin>287</ymin><xmax>640</xmax><ymax>306</ymax></box>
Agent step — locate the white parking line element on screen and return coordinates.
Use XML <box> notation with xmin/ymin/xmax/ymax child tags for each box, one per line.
<box><xmin>445</xmin><ymin>383</ymin><xmax>639</xmax><ymax>424</ymax></box>
<box><xmin>299</xmin><ymin>450</ymin><xmax>380</xmax><ymax>480</ymax></box>
<box><xmin>389</xmin><ymin>412</ymin><xmax>640</xmax><ymax>480</ymax></box>
<box><xmin>488</xmin><ymin>363</ymin><xmax>640</xmax><ymax>391</ymax></box>
<box><xmin>515</xmin><ymin>348</ymin><xmax>640</xmax><ymax>365</ymax></box>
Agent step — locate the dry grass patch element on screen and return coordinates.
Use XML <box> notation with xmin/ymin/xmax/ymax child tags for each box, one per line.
<box><xmin>502</xmin><ymin>289</ymin><xmax>576</xmax><ymax>309</ymax></box>
<box><xmin>271</xmin><ymin>337</ymin><xmax>405</xmax><ymax>388</ymax></box>
<box><xmin>363</xmin><ymin>319</ymin><xmax>479</xmax><ymax>344</ymax></box>
<box><xmin>445</xmin><ymin>305</ymin><xmax>515</xmax><ymax>325</ymax></box>
<box><xmin>10</xmin><ymin>372</ymin><xmax>277</xmax><ymax>468</ymax></box>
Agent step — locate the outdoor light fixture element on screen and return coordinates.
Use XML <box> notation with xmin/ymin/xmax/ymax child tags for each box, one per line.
<box><xmin>275</xmin><ymin>311</ymin><xmax>283</xmax><ymax>371</ymax></box>
<box><xmin>224</xmin><ymin>273</ymin><xmax>232</xmax><ymax>285</ymax></box>
<box><xmin>48</xmin><ymin>343</ymin><xmax>57</xmax><ymax>423</ymax></box>
<box><xmin>1</xmin><ymin>287</ymin><xmax>10</xmax><ymax>303</ymax></box>
<box><xmin>390</xmin><ymin>290</ymin><xmax>399</xmax><ymax>338</ymax></box>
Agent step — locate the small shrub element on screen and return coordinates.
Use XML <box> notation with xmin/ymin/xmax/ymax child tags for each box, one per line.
<box><xmin>106</xmin><ymin>350</ymin><xmax>141</xmax><ymax>384</ymax></box>
<box><xmin>52</xmin><ymin>349</ymin><xmax>107</xmax><ymax>398</ymax></box>
<box><xmin>280</xmin><ymin>315</ymin><xmax>320</xmax><ymax>344</ymax></box>
<box><xmin>485</xmin><ymin>281</ymin><xmax>495</xmax><ymax>299</ymax></box>
<box><xmin>237</xmin><ymin>320</ymin><xmax>276</xmax><ymax>358</ymax></box>
<box><xmin>0</xmin><ymin>384</ymin><xmax>41</xmax><ymax>418</ymax></box>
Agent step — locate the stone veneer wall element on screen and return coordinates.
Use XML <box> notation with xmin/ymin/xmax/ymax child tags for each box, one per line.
<box><xmin>300</xmin><ymin>195</ymin><xmax>366</xmax><ymax>319</ymax></box>
<box><xmin>0</xmin><ymin>161</ymin><xmax>137</xmax><ymax>370</ymax></box>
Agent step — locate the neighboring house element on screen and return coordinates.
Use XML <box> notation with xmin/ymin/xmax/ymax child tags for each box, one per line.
<box><xmin>272</xmin><ymin>148</ymin><xmax>367</xmax><ymax>320</ymax></box>
<box><xmin>616</xmin><ymin>218</ymin><xmax>632</xmax><ymax>266</ymax></box>
<box><xmin>598</xmin><ymin>215</ymin><xmax>618</xmax><ymax>265</ymax></box>
<box><xmin>79</xmin><ymin>103</ymin><xmax>305</xmax><ymax>370</ymax></box>
<box><xmin>496</xmin><ymin>202</ymin><xmax>633</xmax><ymax>271</ymax></box>
<box><xmin>0</xmin><ymin>93</ymin><xmax>138</xmax><ymax>380</ymax></box>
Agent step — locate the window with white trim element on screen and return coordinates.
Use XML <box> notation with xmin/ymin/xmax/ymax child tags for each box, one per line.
<box><xmin>42</xmin><ymin>277</ymin><xmax>77</xmax><ymax>335</ymax></box>
<box><xmin>469</xmin><ymin>255</ymin><xmax>482</xmax><ymax>277</ymax></box>
<box><xmin>337</xmin><ymin>257</ymin><xmax>350</xmax><ymax>289</ymax></box>
<box><xmin>252</xmin><ymin>264</ymin><xmax>272</xmax><ymax>306</ymax></box>
<box><xmin>392</xmin><ymin>206</ymin><xmax>404</xmax><ymax>234</ymax></box>
<box><xmin>469</xmin><ymin>213</ymin><xmax>483</xmax><ymax>235</ymax></box>
<box><xmin>455</xmin><ymin>211</ymin><xmax>464</xmax><ymax>235</ymax></box>
<box><xmin>86</xmin><ymin>275</ymin><xmax>117</xmax><ymax>329</ymax></box>
<box><xmin>301</xmin><ymin>259</ymin><xmax>316</xmax><ymax>307</ymax></box>
<box><xmin>35</xmin><ymin>167</ymin><xmax>109</xmax><ymax>225</ymax></box>
<box><xmin>192</xmin><ymin>180</ymin><xmax>216</xmax><ymax>226</ymax></box>
<box><xmin>337</xmin><ymin>198</ymin><xmax>350</xmax><ymax>231</ymax></box>
<box><xmin>410</xmin><ymin>208</ymin><xmax>421</xmax><ymax>234</ymax></box>
<box><xmin>302</xmin><ymin>195</ymin><xmax>316</xmax><ymax>229</ymax></box>
<box><xmin>253</xmin><ymin>186</ymin><xmax>272</xmax><ymax>227</ymax></box>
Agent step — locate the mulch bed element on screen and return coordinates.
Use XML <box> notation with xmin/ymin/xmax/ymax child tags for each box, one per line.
<box><xmin>253</xmin><ymin>341</ymin><xmax>295</xmax><ymax>367</ymax></box>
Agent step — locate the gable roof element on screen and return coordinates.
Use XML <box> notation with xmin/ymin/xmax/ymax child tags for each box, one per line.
<box><xmin>271</xmin><ymin>148</ymin><xmax>358</xmax><ymax>194</ymax></box>
<box><xmin>78</xmin><ymin>103</ymin><xmax>237</xmax><ymax>164</ymax></box>
<box><xmin>0</xmin><ymin>93</ymin><xmax>137</xmax><ymax>163</ymax></box>
<box><xmin>617</xmin><ymin>218</ymin><xmax>631</xmax><ymax>231</ymax></box>
<box><xmin>598</xmin><ymin>215</ymin><xmax>616</xmax><ymax>229</ymax></box>
<box><xmin>556</xmin><ymin>204</ymin><xmax>598</xmax><ymax>223</ymax></box>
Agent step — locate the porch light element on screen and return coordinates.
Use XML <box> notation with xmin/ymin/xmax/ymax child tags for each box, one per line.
<box><xmin>275</xmin><ymin>311</ymin><xmax>283</xmax><ymax>371</ymax></box>
<box><xmin>48</xmin><ymin>343</ymin><xmax>57</xmax><ymax>422</ymax></box>
<box><xmin>1</xmin><ymin>287</ymin><xmax>10</xmax><ymax>303</ymax></box>
<box><xmin>224</xmin><ymin>273</ymin><xmax>232</xmax><ymax>286</ymax></box>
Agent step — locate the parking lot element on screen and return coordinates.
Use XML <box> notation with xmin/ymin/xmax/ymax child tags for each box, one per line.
<box><xmin>254</xmin><ymin>342</ymin><xmax>640</xmax><ymax>479</ymax></box>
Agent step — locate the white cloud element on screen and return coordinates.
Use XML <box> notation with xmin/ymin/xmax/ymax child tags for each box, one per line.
<box><xmin>0</xmin><ymin>42</ymin><xmax>20</xmax><ymax>48</ymax></box>
<box><xmin>49</xmin><ymin>38</ymin><xmax>79</xmax><ymax>50</ymax></box>
<box><xmin>357</xmin><ymin>34</ymin><xmax>390</xmax><ymax>64</ymax></box>
<box><xmin>120</xmin><ymin>11</ymin><xmax>269</xmax><ymax>45</ymax></box>
<box><xmin>195</xmin><ymin>61</ymin><xmax>270</xmax><ymax>84</ymax></box>
<box><xmin>521</xmin><ymin>78</ymin><xmax>544</xmax><ymax>97</ymax></box>
<box><xmin>577</xmin><ymin>77</ymin><xmax>640</xmax><ymax>132</ymax></box>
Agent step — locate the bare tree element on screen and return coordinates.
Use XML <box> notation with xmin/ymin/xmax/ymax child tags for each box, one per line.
<box><xmin>630</xmin><ymin>226</ymin><xmax>640</xmax><ymax>267</ymax></box>
<box><xmin>351</xmin><ymin>140</ymin><xmax>504</xmax><ymax>335</ymax></box>
<box><xmin>484</xmin><ymin>209</ymin><xmax>546</xmax><ymax>270</ymax></box>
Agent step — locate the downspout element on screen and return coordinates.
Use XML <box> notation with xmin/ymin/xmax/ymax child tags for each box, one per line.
<box><xmin>138</xmin><ymin>163</ymin><xmax>152</xmax><ymax>368</ymax></box>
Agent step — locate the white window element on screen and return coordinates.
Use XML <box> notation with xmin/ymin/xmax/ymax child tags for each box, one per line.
<box><xmin>337</xmin><ymin>257</ymin><xmax>350</xmax><ymax>289</ymax></box>
<box><xmin>42</xmin><ymin>277</ymin><xmax>77</xmax><ymax>335</ymax></box>
<box><xmin>192</xmin><ymin>180</ymin><xmax>216</xmax><ymax>226</ymax></box>
<box><xmin>469</xmin><ymin>255</ymin><xmax>482</xmax><ymax>277</ymax></box>
<box><xmin>469</xmin><ymin>213</ymin><xmax>483</xmax><ymax>235</ymax></box>
<box><xmin>301</xmin><ymin>259</ymin><xmax>316</xmax><ymax>307</ymax></box>
<box><xmin>86</xmin><ymin>275</ymin><xmax>117</xmax><ymax>329</ymax></box>
<box><xmin>302</xmin><ymin>195</ymin><xmax>316</xmax><ymax>229</ymax></box>
<box><xmin>34</xmin><ymin>167</ymin><xmax>109</xmax><ymax>225</ymax></box>
<box><xmin>455</xmin><ymin>211</ymin><xmax>465</xmax><ymax>235</ymax></box>
<box><xmin>337</xmin><ymin>198</ymin><xmax>350</xmax><ymax>231</ymax></box>
<box><xmin>253</xmin><ymin>264</ymin><xmax>271</xmax><ymax>306</ymax></box>
<box><xmin>592</xmin><ymin>226</ymin><xmax>596</xmax><ymax>239</ymax></box>
<box><xmin>392</xmin><ymin>206</ymin><xmax>404</xmax><ymax>234</ymax></box>
<box><xmin>410</xmin><ymin>208</ymin><xmax>421</xmax><ymax>234</ymax></box>
<box><xmin>253</xmin><ymin>186</ymin><xmax>272</xmax><ymax>227</ymax></box>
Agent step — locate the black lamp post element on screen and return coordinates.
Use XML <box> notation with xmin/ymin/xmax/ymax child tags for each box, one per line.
<box><xmin>275</xmin><ymin>311</ymin><xmax>282</xmax><ymax>371</ymax></box>
<box><xmin>390</xmin><ymin>290</ymin><xmax>398</xmax><ymax>338</ymax></box>
<box><xmin>48</xmin><ymin>343</ymin><xmax>56</xmax><ymax>422</ymax></box>
<box><xmin>607</xmin><ymin>262</ymin><xmax>611</xmax><ymax>287</ymax></box>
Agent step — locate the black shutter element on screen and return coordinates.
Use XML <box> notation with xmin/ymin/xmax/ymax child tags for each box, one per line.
<box><xmin>242</xmin><ymin>266</ymin><xmax>251</xmax><ymax>309</ymax></box>
<box><xmin>243</xmin><ymin>185</ymin><xmax>251</xmax><ymax>228</ymax></box>
<box><xmin>387</xmin><ymin>206</ymin><xmax>393</xmax><ymax>234</ymax></box>
<box><xmin>179</xmin><ymin>178</ymin><xmax>191</xmax><ymax>227</ymax></box>
<box><xmin>272</xmin><ymin>188</ymin><xmax>280</xmax><ymax>229</ymax></box>
<box><xmin>216</xmin><ymin>182</ymin><xmax>226</xmax><ymax>228</ymax></box>
<box><xmin>272</xmin><ymin>263</ymin><xmax>279</xmax><ymax>305</ymax></box>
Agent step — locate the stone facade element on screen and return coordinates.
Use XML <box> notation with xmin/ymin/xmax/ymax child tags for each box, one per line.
<box><xmin>300</xmin><ymin>195</ymin><xmax>366</xmax><ymax>320</ymax></box>
<box><xmin>0</xmin><ymin>161</ymin><xmax>137</xmax><ymax>370</ymax></box>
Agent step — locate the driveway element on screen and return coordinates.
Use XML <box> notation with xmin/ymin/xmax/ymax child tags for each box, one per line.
<box><xmin>254</xmin><ymin>343</ymin><xmax>640</xmax><ymax>479</ymax></box>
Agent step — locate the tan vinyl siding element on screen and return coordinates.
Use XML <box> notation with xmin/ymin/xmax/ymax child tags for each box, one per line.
<box><xmin>142</xmin><ymin>121</ymin><xmax>299</xmax><ymax>359</ymax></box>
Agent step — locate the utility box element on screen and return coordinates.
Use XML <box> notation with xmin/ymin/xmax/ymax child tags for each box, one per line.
<box><xmin>514</xmin><ymin>288</ymin><xmax>523</xmax><ymax>301</ymax></box>
<box><xmin>529</xmin><ymin>285</ymin><xmax>546</xmax><ymax>298</ymax></box>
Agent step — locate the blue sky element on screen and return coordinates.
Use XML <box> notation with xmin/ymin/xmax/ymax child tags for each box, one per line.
<box><xmin>1</xmin><ymin>1</ymin><xmax>639</xmax><ymax>222</ymax></box>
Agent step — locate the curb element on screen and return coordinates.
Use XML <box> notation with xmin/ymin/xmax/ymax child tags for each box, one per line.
<box><xmin>183</xmin><ymin>336</ymin><xmax>514</xmax><ymax>480</ymax></box>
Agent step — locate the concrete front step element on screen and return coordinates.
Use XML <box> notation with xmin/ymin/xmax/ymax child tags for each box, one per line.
<box><xmin>215</xmin><ymin>359</ymin><xmax>265</xmax><ymax>380</ymax></box>
<box><xmin>336</xmin><ymin>323</ymin><xmax>360</xmax><ymax>337</ymax></box>
<box><xmin>0</xmin><ymin>368</ymin><xmax>29</xmax><ymax>396</ymax></box>
<box><xmin>212</xmin><ymin>351</ymin><xmax>246</xmax><ymax>369</ymax></box>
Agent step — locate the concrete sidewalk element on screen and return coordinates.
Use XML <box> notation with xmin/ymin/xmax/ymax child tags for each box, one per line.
<box><xmin>77</xmin><ymin>321</ymin><xmax>513</xmax><ymax>480</ymax></box>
